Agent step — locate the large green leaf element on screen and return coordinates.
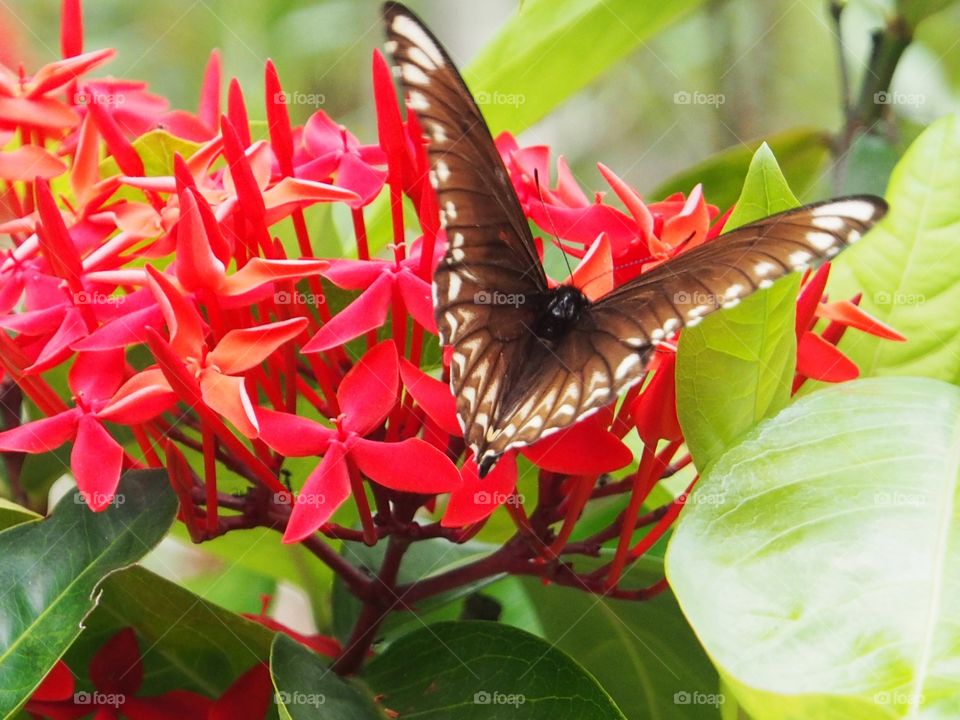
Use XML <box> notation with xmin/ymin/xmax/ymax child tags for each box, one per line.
<box><xmin>270</xmin><ymin>633</ymin><xmax>384</xmax><ymax>720</ymax></box>
<box><xmin>517</xmin><ymin>558</ymin><xmax>720</xmax><ymax>719</ymax></box>
<box><xmin>364</xmin><ymin>621</ymin><xmax>627</xmax><ymax>719</ymax></box>
<box><xmin>675</xmin><ymin>144</ymin><xmax>800</xmax><ymax>470</ymax></box>
<box><xmin>829</xmin><ymin>114</ymin><xmax>960</xmax><ymax>384</ymax></box>
<box><xmin>651</xmin><ymin>128</ymin><xmax>831</xmax><ymax>208</ymax></box>
<box><xmin>0</xmin><ymin>470</ymin><xmax>176</xmax><ymax>716</ymax></box>
<box><xmin>667</xmin><ymin>377</ymin><xmax>960</xmax><ymax>718</ymax></box>
<box><xmin>67</xmin><ymin>565</ymin><xmax>274</xmax><ymax>697</ymax></box>
<box><xmin>464</xmin><ymin>0</ymin><xmax>705</xmax><ymax>134</ymax></box>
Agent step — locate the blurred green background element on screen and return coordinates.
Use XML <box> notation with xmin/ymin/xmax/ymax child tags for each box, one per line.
<box><xmin>7</xmin><ymin>0</ymin><xmax>959</xmax><ymax>203</ymax></box>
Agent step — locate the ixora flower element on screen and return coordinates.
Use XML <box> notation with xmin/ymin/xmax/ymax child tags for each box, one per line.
<box><xmin>257</xmin><ymin>341</ymin><xmax>461</xmax><ymax>543</ymax></box>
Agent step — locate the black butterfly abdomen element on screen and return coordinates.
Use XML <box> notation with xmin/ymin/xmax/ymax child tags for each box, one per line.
<box><xmin>533</xmin><ymin>285</ymin><xmax>592</xmax><ymax>344</ymax></box>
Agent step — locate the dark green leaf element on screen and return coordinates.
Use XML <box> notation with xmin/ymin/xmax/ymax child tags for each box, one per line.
<box><xmin>0</xmin><ymin>470</ymin><xmax>176</xmax><ymax>716</ymax></box>
<box><xmin>270</xmin><ymin>633</ymin><xmax>384</xmax><ymax>719</ymax></box>
<box><xmin>651</xmin><ymin>128</ymin><xmax>831</xmax><ymax>208</ymax></box>
<box><xmin>518</xmin><ymin>558</ymin><xmax>720</xmax><ymax>719</ymax></box>
<box><xmin>364</xmin><ymin>621</ymin><xmax>627</xmax><ymax>719</ymax></box>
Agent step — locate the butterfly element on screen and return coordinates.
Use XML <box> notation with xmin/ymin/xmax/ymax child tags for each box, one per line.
<box><xmin>383</xmin><ymin>1</ymin><xmax>887</xmax><ymax>477</ymax></box>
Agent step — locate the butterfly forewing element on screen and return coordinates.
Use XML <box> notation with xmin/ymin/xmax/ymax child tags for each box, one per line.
<box><xmin>383</xmin><ymin>3</ymin><xmax>888</xmax><ymax>476</ymax></box>
<box><xmin>383</xmin><ymin>2</ymin><xmax>547</xmax><ymax>454</ymax></box>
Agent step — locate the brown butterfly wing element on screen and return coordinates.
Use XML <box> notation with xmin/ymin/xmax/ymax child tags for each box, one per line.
<box><xmin>479</xmin><ymin>197</ymin><xmax>888</xmax><ymax>466</ymax></box>
<box><xmin>383</xmin><ymin>2</ymin><xmax>547</xmax><ymax>455</ymax></box>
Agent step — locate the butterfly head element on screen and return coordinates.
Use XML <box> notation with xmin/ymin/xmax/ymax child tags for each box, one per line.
<box><xmin>534</xmin><ymin>284</ymin><xmax>591</xmax><ymax>343</ymax></box>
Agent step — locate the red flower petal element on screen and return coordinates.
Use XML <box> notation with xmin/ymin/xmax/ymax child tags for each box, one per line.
<box><xmin>30</xmin><ymin>660</ymin><xmax>75</xmax><ymax>701</ymax></box>
<box><xmin>219</xmin><ymin>257</ymin><xmax>328</xmax><ymax>297</ymax></box>
<box><xmin>98</xmin><ymin>367</ymin><xmax>176</xmax><ymax>425</ymax></box>
<box><xmin>442</xmin><ymin>454</ymin><xmax>518</xmax><ymax>527</ymax></box>
<box><xmin>0</xmin><ymin>146</ymin><xmax>66</xmax><ymax>181</ymax></box>
<box><xmin>68</xmin><ymin>348</ymin><xmax>125</xmax><ymax>401</ymax></box>
<box><xmin>797</xmin><ymin>331</ymin><xmax>859</xmax><ymax>382</ymax></box>
<box><xmin>209</xmin><ymin>664</ymin><xmax>272</xmax><ymax>720</ymax></box>
<box><xmin>0</xmin><ymin>409</ymin><xmax>79</xmax><ymax>453</ymax></box>
<box><xmin>144</xmin><ymin>264</ymin><xmax>205</xmax><ymax>358</ymax></box>
<box><xmin>174</xmin><ymin>188</ymin><xmax>227</xmax><ymax>293</ymax></box>
<box><xmin>256</xmin><ymin>408</ymin><xmax>335</xmax><ymax>456</ymax></box>
<box><xmin>399</xmin><ymin>358</ymin><xmax>460</xmax><ymax>436</ymax></box>
<box><xmin>631</xmin><ymin>350</ymin><xmax>681</xmax><ymax>445</ymax></box>
<box><xmin>817</xmin><ymin>299</ymin><xmax>906</xmax><ymax>341</ymax></box>
<box><xmin>351</xmin><ymin>437</ymin><xmax>461</xmax><ymax>493</ymax></box>
<box><xmin>522</xmin><ymin>412</ymin><xmax>632</xmax><ymax>475</ymax></box>
<box><xmin>283</xmin><ymin>442</ymin><xmax>351</xmax><ymax>543</ymax></box>
<box><xmin>569</xmin><ymin>233</ymin><xmax>614</xmax><ymax>301</ymax></box>
<box><xmin>123</xmin><ymin>691</ymin><xmax>212</xmax><ymax>720</ymax></box>
<box><xmin>198</xmin><ymin>49</ymin><xmax>221</xmax><ymax>131</ymax></box>
<box><xmin>199</xmin><ymin>370</ymin><xmax>259</xmax><ymax>438</ymax></box>
<box><xmin>795</xmin><ymin>263</ymin><xmax>831</xmax><ymax>336</ymax></box>
<box><xmin>72</xmin><ymin>415</ymin><xmax>124</xmax><ymax>511</ymax></box>
<box><xmin>207</xmin><ymin>317</ymin><xmax>307</xmax><ymax>375</ymax></box>
<box><xmin>301</xmin><ymin>274</ymin><xmax>392</xmax><ymax>353</ymax></box>
<box><xmin>90</xmin><ymin>628</ymin><xmax>143</xmax><ymax>695</ymax></box>
<box><xmin>338</xmin><ymin>340</ymin><xmax>399</xmax><ymax>435</ymax></box>
<box><xmin>396</xmin><ymin>271</ymin><xmax>436</xmax><ymax>332</ymax></box>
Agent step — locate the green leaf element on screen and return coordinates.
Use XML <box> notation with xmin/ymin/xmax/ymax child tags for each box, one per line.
<box><xmin>464</xmin><ymin>0</ymin><xmax>706</xmax><ymax>134</ymax></box>
<box><xmin>0</xmin><ymin>498</ymin><xmax>39</xmax><ymax>530</ymax></box>
<box><xmin>829</xmin><ymin>114</ymin><xmax>960</xmax><ymax>384</ymax></box>
<box><xmin>270</xmin><ymin>633</ymin><xmax>384</xmax><ymax>719</ymax></box>
<box><xmin>651</xmin><ymin>128</ymin><xmax>831</xmax><ymax>208</ymax></box>
<box><xmin>897</xmin><ymin>0</ymin><xmax>960</xmax><ymax>29</ymax></box>
<box><xmin>331</xmin><ymin>538</ymin><xmax>501</xmax><ymax>642</ymax></box>
<box><xmin>0</xmin><ymin>470</ymin><xmax>176</xmax><ymax>716</ymax></box>
<box><xmin>67</xmin><ymin>564</ymin><xmax>274</xmax><ymax>697</ymax></box>
<box><xmin>518</xmin><ymin>558</ymin><xmax>719</xmax><ymax>719</ymax></box>
<box><xmin>98</xmin><ymin>129</ymin><xmax>201</xmax><ymax>179</ymax></box>
<box><xmin>676</xmin><ymin>144</ymin><xmax>800</xmax><ymax>470</ymax></box>
<box><xmin>364</xmin><ymin>621</ymin><xmax>627</xmax><ymax>719</ymax></box>
<box><xmin>667</xmin><ymin>376</ymin><xmax>960</xmax><ymax>718</ymax></box>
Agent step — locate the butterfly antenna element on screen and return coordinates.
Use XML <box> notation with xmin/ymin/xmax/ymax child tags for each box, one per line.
<box><xmin>533</xmin><ymin>168</ymin><xmax>574</xmax><ymax>279</ymax></box>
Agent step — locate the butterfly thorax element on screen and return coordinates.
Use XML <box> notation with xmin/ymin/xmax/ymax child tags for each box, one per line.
<box><xmin>533</xmin><ymin>285</ymin><xmax>591</xmax><ymax>343</ymax></box>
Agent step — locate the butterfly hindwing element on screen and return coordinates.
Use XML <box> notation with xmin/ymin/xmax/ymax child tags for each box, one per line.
<box><xmin>477</xmin><ymin>196</ymin><xmax>887</xmax><ymax>462</ymax></box>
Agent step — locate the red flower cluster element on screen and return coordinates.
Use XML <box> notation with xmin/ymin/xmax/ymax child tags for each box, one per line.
<box><xmin>0</xmin><ymin>3</ymin><xmax>902</xmax><ymax>596</ymax></box>
<box><xmin>25</xmin><ymin>628</ymin><xmax>271</xmax><ymax>720</ymax></box>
